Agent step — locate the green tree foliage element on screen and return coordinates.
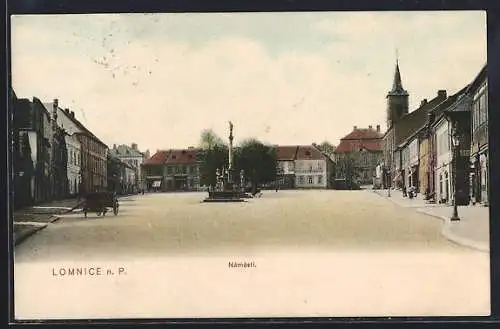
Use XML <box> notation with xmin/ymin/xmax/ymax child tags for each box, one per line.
<box><xmin>315</xmin><ymin>141</ymin><xmax>336</xmax><ymax>156</ymax></box>
<box><xmin>199</xmin><ymin>129</ymin><xmax>226</xmax><ymax>150</ymax></box>
<box><xmin>235</xmin><ymin>139</ymin><xmax>277</xmax><ymax>192</ymax></box>
<box><xmin>199</xmin><ymin>144</ymin><xmax>229</xmax><ymax>187</ymax></box>
<box><xmin>336</xmin><ymin>152</ymin><xmax>361</xmax><ymax>189</ymax></box>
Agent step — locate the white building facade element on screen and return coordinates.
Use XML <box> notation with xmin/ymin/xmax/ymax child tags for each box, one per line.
<box><xmin>294</xmin><ymin>146</ymin><xmax>331</xmax><ymax>189</ymax></box>
<box><xmin>434</xmin><ymin>117</ymin><xmax>453</xmax><ymax>204</ymax></box>
<box><xmin>54</xmin><ymin>107</ymin><xmax>82</xmax><ymax>196</ymax></box>
<box><xmin>295</xmin><ymin>159</ymin><xmax>328</xmax><ymax>188</ymax></box>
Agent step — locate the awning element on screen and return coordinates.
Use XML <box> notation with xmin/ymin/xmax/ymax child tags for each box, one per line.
<box><xmin>152</xmin><ymin>180</ymin><xmax>162</xmax><ymax>188</ymax></box>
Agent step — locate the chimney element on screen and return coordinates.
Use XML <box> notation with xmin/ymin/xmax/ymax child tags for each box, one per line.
<box><xmin>70</xmin><ymin>111</ymin><xmax>75</xmax><ymax>118</ymax></box>
<box><xmin>437</xmin><ymin>90</ymin><xmax>447</xmax><ymax>98</ymax></box>
<box><xmin>376</xmin><ymin>125</ymin><xmax>380</xmax><ymax>132</ymax></box>
<box><xmin>53</xmin><ymin>99</ymin><xmax>58</xmax><ymax>108</ymax></box>
<box><xmin>421</xmin><ymin>99</ymin><xmax>428</xmax><ymax>106</ymax></box>
<box><xmin>353</xmin><ymin>125</ymin><xmax>357</xmax><ymax>130</ymax></box>
<box><xmin>131</xmin><ymin>143</ymin><xmax>137</xmax><ymax>149</ymax></box>
<box><xmin>65</xmin><ymin>108</ymin><xmax>70</xmax><ymax>114</ymax></box>
<box><xmin>113</xmin><ymin>144</ymin><xmax>117</xmax><ymax>149</ymax></box>
<box><xmin>368</xmin><ymin>125</ymin><xmax>372</xmax><ymax>129</ymax></box>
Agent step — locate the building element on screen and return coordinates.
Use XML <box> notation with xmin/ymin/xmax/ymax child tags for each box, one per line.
<box><xmin>163</xmin><ymin>148</ymin><xmax>202</xmax><ymax>191</ymax></box>
<box><xmin>107</xmin><ymin>154</ymin><xmax>125</xmax><ymax>194</ymax></box>
<box><xmin>13</xmin><ymin>97</ymin><xmax>53</xmax><ymax>204</ymax></box>
<box><xmin>468</xmin><ymin>64</ymin><xmax>488</xmax><ymax>206</ymax></box>
<box><xmin>109</xmin><ymin>143</ymin><xmax>149</xmax><ymax>193</ymax></box>
<box><xmin>52</xmin><ymin>106</ymin><xmax>82</xmax><ymax>197</ymax></box>
<box><xmin>294</xmin><ymin>145</ymin><xmax>333</xmax><ymax>189</ymax></box>
<box><xmin>12</xmin><ymin>91</ymin><xmax>38</xmax><ymax>208</ymax></box>
<box><xmin>384</xmin><ymin>71</ymin><xmax>448</xmax><ymax>190</ymax></box>
<box><xmin>382</xmin><ymin>60</ymin><xmax>410</xmax><ymax>187</ymax></box>
<box><xmin>142</xmin><ymin>150</ymin><xmax>170</xmax><ymax>191</ymax></box>
<box><xmin>419</xmin><ymin>84</ymin><xmax>468</xmax><ymax>203</ymax></box>
<box><xmin>45</xmin><ymin>100</ymin><xmax>108</xmax><ymax>194</ymax></box>
<box><xmin>335</xmin><ymin>125</ymin><xmax>383</xmax><ymax>185</ymax></box>
<box><xmin>275</xmin><ymin>146</ymin><xmax>299</xmax><ymax>189</ymax></box>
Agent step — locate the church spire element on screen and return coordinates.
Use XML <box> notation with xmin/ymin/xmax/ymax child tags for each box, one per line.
<box><xmin>389</xmin><ymin>57</ymin><xmax>408</xmax><ymax>96</ymax></box>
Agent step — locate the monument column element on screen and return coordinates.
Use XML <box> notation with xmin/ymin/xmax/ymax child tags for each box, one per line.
<box><xmin>228</xmin><ymin>121</ymin><xmax>234</xmax><ymax>184</ymax></box>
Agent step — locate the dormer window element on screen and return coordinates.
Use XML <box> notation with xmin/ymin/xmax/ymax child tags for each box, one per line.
<box><xmin>172</xmin><ymin>155</ymin><xmax>177</xmax><ymax>159</ymax></box>
<box><xmin>305</xmin><ymin>151</ymin><xmax>311</xmax><ymax>156</ymax></box>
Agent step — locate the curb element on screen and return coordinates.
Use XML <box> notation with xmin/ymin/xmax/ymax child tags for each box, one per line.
<box><xmin>415</xmin><ymin>208</ymin><xmax>489</xmax><ymax>253</ymax></box>
<box><xmin>14</xmin><ymin>224</ymin><xmax>48</xmax><ymax>246</ymax></box>
<box><xmin>373</xmin><ymin>190</ymin><xmax>489</xmax><ymax>253</ymax></box>
<box><xmin>13</xmin><ymin>206</ymin><xmax>76</xmax><ymax>247</ymax></box>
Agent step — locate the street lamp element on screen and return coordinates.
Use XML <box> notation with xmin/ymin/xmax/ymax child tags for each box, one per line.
<box><xmin>450</xmin><ymin>124</ymin><xmax>461</xmax><ymax>221</ymax></box>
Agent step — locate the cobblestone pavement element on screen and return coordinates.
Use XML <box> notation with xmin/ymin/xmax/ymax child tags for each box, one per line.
<box><xmin>14</xmin><ymin>191</ymin><xmax>489</xmax><ymax>319</ymax></box>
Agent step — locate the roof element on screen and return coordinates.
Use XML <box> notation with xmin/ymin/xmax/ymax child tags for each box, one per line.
<box><xmin>388</xmin><ymin>61</ymin><xmax>409</xmax><ymax>96</ymax></box>
<box><xmin>341</xmin><ymin>128</ymin><xmax>383</xmax><ymax>140</ymax></box>
<box><xmin>466</xmin><ymin>63</ymin><xmax>487</xmax><ymax>94</ymax></box>
<box><xmin>334</xmin><ymin>126</ymin><xmax>383</xmax><ymax>154</ymax></box>
<box><xmin>394</xmin><ymin>92</ymin><xmax>448</xmax><ymax>146</ymax></box>
<box><xmin>110</xmin><ymin>144</ymin><xmax>144</xmax><ymax>158</ymax></box>
<box><xmin>165</xmin><ymin>148</ymin><xmax>201</xmax><ymax>164</ymax></box>
<box><xmin>335</xmin><ymin>140</ymin><xmax>383</xmax><ymax>153</ymax></box>
<box><xmin>275</xmin><ymin>145</ymin><xmax>298</xmax><ymax>161</ymax></box>
<box><xmin>43</xmin><ymin>102</ymin><xmax>108</xmax><ymax>148</ymax></box>
<box><xmin>142</xmin><ymin>150</ymin><xmax>170</xmax><ymax>165</ymax></box>
<box><xmin>295</xmin><ymin>145</ymin><xmax>327</xmax><ymax>160</ymax></box>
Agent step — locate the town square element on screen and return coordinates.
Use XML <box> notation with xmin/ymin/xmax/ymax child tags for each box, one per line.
<box><xmin>10</xmin><ymin>11</ymin><xmax>489</xmax><ymax>319</ymax></box>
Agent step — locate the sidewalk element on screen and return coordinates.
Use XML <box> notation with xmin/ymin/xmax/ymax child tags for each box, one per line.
<box><xmin>13</xmin><ymin>198</ymin><xmax>82</xmax><ymax>246</ymax></box>
<box><xmin>372</xmin><ymin>189</ymin><xmax>489</xmax><ymax>252</ymax></box>
<box><xmin>13</xmin><ymin>195</ymin><xmax>137</xmax><ymax>246</ymax></box>
<box><xmin>372</xmin><ymin>188</ymin><xmax>443</xmax><ymax>208</ymax></box>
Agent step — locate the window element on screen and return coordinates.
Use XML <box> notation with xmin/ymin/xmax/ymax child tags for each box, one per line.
<box><xmin>308</xmin><ymin>176</ymin><xmax>313</xmax><ymax>184</ymax></box>
<box><xmin>318</xmin><ymin>175</ymin><xmax>323</xmax><ymax>184</ymax></box>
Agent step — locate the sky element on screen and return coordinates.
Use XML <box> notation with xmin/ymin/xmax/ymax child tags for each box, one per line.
<box><xmin>11</xmin><ymin>11</ymin><xmax>486</xmax><ymax>154</ymax></box>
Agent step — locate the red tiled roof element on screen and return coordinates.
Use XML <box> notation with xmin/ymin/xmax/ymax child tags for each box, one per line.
<box><xmin>143</xmin><ymin>150</ymin><xmax>170</xmax><ymax>165</ymax></box>
<box><xmin>164</xmin><ymin>148</ymin><xmax>200</xmax><ymax>165</ymax></box>
<box><xmin>275</xmin><ymin>146</ymin><xmax>298</xmax><ymax>161</ymax></box>
<box><xmin>295</xmin><ymin>145</ymin><xmax>326</xmax><ymax>160</ymax></box>
<box><xmin>335</xmin><ymin>140</ymin><xmax>383</xmax><ymax>154</ymax></box>
<box><xmin>341</xmin><ymin>128</ymin><xmax>383</xmax><ymax>140</ymax></box>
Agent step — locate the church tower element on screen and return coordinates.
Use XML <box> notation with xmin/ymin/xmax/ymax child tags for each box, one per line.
<box><xmin>386</xmin><ymin>59</ymin><xmax>409</xmax><ymax>129</ymax></box>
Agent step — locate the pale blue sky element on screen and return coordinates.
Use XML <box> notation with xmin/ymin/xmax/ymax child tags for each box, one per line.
<box><xmin>11</xmin><ymin>11</ymin><xmax>486</xmax><ymax>154</ymax></box>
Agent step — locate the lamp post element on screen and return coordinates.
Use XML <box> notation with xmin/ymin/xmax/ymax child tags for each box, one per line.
<box><xmin>450</xmin><ymin>123</ymin><xmax>461</xmax><ymax>221</ymax></box>
<box><xmin>385</xmin><ymin>165</ymin><xmax>391</xmax><ymax>197</ymax></box>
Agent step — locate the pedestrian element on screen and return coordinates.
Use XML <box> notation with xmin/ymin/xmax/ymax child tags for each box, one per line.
<box><xmin>402</xmin><ymin>186</ymin><xmax>407</xmax><ymax>197</ymax></box>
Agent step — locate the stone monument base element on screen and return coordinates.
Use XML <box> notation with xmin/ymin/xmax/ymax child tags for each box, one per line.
<box><xmin>203</xmin><ymin>191</ymin><xmax>246</xmax><ymax>202</ymax></box>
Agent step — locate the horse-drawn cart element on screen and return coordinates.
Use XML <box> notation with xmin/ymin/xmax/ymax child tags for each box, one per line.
<box><xmin>82</xmin><ymin>192</ymin><xmax>119</xmax><ymax>218</ymax></box>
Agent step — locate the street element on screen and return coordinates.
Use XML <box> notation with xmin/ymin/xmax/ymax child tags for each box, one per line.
<box><xmin>14</xmin><ymin>190</ymin><xmax>490</xmax><ymax>319</ymax></box>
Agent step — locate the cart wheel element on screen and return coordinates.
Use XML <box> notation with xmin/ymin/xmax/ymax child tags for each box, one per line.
<box><xmin>113</xmin><ymin>205</ymin><xmax>118</xmax><ymax>215</ymax></box>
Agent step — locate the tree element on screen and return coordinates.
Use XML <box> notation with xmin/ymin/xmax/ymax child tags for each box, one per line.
<box><xmin>199</xmin><ymin>129</ymin><xmax>226</xmax><ymax>150</ymax></box>
<box><xmin>315</xmin><ymin>141</ymin><xmax>336</xmax><ymax>157</ymax></box>
<box><xmin>235</xmin><ymin>139</ymin><xmax>277</xmax><ymax>193</ymax></box>
<box><xmin>199</xmin><ymin>144</ymin><xmax>229</xmax><ymax>187</ymax></box>
<box><xmin>336</xmin><ymin>151</ymin><xmax>362</xmax><ymax>189</ymax></box>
